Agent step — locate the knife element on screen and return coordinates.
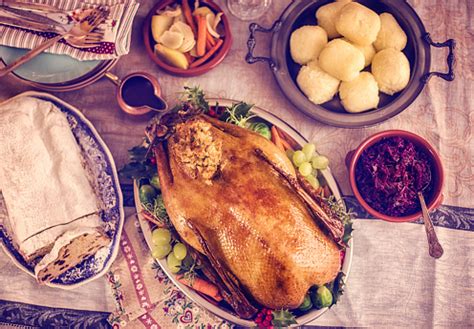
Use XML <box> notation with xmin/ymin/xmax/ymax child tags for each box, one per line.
<box><xmin>0</xmin><ymin>1</ymin><xmax>71</xmax><ymax>25</ymax></box>
<box><xmin>0</xmin><ymin>7</ymin><xmax>70</xmax><ymax>33</ymax></box>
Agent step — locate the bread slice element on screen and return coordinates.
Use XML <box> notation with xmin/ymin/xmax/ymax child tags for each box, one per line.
<box><xmin>35</xmin><ymin>228</ymin><xmax>110</xmax><ymax>284</ymax></box>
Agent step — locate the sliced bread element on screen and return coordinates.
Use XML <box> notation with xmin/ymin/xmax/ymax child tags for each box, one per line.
<box><xmin>35</xmin><ymin>227</ymin><xmax>110</xmax><ymax>284</ymax></box>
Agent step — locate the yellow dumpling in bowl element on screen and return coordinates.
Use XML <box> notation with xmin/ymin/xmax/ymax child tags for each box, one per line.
<box><xmin>336</xmin><ymin>2</ymin><xmax>381</xmax><ymax>46</ymax></box>
<box><xmin>343</xmin><ymin>38</ymin><xmax>376</xmax><ymax>67</ymax></box>
<box><xmin>318</xmin><ymin>39</ymin><xmax>365</xmax><ymax>81</ymax></box>
<box><xmin>290</xmin><ymin>26</ymin><xmax>328</xmax><ymax>65</ymax></box>
<box><xmin>374</xmin><ymin>13</ymin><xmax>407</xmax><ymax>51</ymax></box>
<box><xmin>339</xmin><ymin>72</ymin><xmax>379</xmax><ymax>113</ymax></box>
<box><xmin>372</xmin><ymin>48</ymin><xmax>410</xmax><ymax>95</ymax></box>
<box><xmin>315</xmin><ymin>0</ymin><xmax>351</xmax><ymax>39</ymax></box>
<box><xmin>296</xmin><ymin>60</ymin><xmax>340</xmax><ymax>105</ymax></box>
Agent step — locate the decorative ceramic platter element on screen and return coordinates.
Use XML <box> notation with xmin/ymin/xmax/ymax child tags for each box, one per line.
<box><xmin>0</xmin><ymin>92</ymin><xmax>124</xmax><ymax>289</ymax></box>
<box><xmin>134</xmin><ymin>98</ymin><xmax>353</xmax><ymax>326</ymax></box>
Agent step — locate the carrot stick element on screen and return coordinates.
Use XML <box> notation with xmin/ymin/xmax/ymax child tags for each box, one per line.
<box><xmin>206</xmin><ymin>30</ymin><xmax>216</xmax><ymax>46</ymax></box>
<box><xmin>196</xmin><ymin>15</ymin><xmax>207</xmax><ymax>57</ymax></box>
<box><xmin>205</xmin><ymin>37</ymin><xmax>213</xmax><ymax>51</ymax></box>
<box><xmin>182</xmin><ymin>0</ymin><xmax>197</xmax><ymax>35</ymax></box>
<box><xmin>189</xmin><ymin>38</ymin><xmax>223</xmax><ymax>68</ymax></box>
<box><xmin>271</xmin><ymin>126</ymin><xmax>285</xmax><ymax>151</ymax></box>
<box><xmin>177</xmin><ymin>275</ymin><xmax>223</xmax><ymax>302</ymax></box>
<box><xmin>184</xmin><ymin>51</ymin><xmax>194</xmax><ymax>64</ymax></box>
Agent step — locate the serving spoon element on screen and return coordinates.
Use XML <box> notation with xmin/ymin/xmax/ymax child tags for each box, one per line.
<box><xmin>418</xmin><ymin>171</ymin><xmax>443</xmax><ymax>258</ymax></box>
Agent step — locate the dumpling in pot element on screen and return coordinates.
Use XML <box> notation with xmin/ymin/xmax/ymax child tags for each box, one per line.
<box><xmin>296</xmin><ymin>60</ymin><xmax>340</xmax><ymax>105</ymax></box>
<box><xmin>374</xmin><ymin>13</ymin><xmax>407</xmax><ymax>51</ymax></box>
<box><xmin>315</xmin><ymin>0</ymin><xmax>351</xmax><ymax>39</ymax></box>
<box><xmin>318</xmin><ymin>39</ymin><xmax>365</xmax><ymax>82</ymax></box>
<box><xmin>339</xmin><ymin>72</ymin><xmax>379</xmax><ymax>113</ymax></box>
<box><xmin>372</xmin><ymin>48</ymin><xmax>410</xmax><ymax>95</ymax></box>
<box><xmin>290</xmin><ymin>25</ymin><xmax>328</xmax><ymax>65</ymax></box>
<box><xmin>335</xmin><ymin>2</ymin><xmax>381</xmax><ymax>46</ymax></box>
<box><xmin>343</xmin><ymin>38</ymin><xmax>376</xmax><ymax>67</ymax></box>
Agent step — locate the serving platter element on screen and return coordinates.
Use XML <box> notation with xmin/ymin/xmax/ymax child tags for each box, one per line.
<box><xmin>134</xmin><ymin>98</ymin><xmax>353</xmax><ymax>326</ymax></box>
<box><xmin>0</xmin><ymin>92</ymin><xmax>124</xmax><ymax>289</ymax></box>
<box><xmin>0</xmin><ymin>46</ymin><xmax>118</xmax><ymax>91</ymax></box>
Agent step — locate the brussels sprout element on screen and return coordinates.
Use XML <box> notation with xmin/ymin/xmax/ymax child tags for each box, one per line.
<box><xmin>298</xmin><ymin>294</ymin><xmax>313</xmax><ymax>311</ymax></box>
<box><xmin>248</xmin><ymin>122</ymin><xmax>271</xmax><ymax>140</ymax></box>
<box><xmin>311</xmin><ymin>285</ymin><xmax>333</xmax><ymax>309</ymax></box>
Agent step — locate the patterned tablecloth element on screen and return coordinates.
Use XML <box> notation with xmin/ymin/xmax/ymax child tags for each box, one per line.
<box><xmin>0</xmin><ymin>0</ymin><xmax>472</xmax><ymax>328</ymax></box>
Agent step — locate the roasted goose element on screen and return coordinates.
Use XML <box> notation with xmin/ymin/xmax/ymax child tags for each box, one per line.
<box><xmin>152</xmin><ymin>110</ymin><xmax>343</xmax><ymax>317</ymax></box>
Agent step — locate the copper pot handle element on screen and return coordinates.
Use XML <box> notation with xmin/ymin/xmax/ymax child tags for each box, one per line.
<box><xmin>422</xmin><ymin>33</ymin><xmax>456</xmax><ymax>83</ymax></box>
<box><xmin>246</xmin><ymin>20</ymin><xmax>282</xmax><ymax>71</ymax></box>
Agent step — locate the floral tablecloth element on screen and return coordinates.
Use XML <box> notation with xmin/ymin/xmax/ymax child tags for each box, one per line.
<box><xmin>0</xmin><ymin>0</ymin><xmax>472</xmax><ymax>328</ymax></box>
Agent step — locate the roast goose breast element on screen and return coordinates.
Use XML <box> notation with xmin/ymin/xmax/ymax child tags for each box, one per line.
<box><xmin>153</xmin><ymin>113</ymin><xmax>343</xmax><ymax>316</ymax></box>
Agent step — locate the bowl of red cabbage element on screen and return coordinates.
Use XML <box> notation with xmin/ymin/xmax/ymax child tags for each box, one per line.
<box><xmin>347</xmin><ymin>130</ymin><xmax>444</xmax><ymax>222</ymax></box>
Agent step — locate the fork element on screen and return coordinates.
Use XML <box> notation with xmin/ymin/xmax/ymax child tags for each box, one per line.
<box><xmin>0</xmin><ymin>6</ymin><xmax>108</xmax><ymax>78</ymax></box>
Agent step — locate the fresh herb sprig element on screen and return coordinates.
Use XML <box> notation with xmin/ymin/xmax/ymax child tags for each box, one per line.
<box><xmin>326</xmin><ymin>195</ymin><xmax>354</xmax><ymax>244</ymax></box>
<box><xmin>119</xmin><ymin>145</ymin><xmax>155</xmax><ymax>180</ymax></box>
<box><xmin>272</xmin><ymin>309</ymin><xmax>297</xmax><ymax>328</ymax></box>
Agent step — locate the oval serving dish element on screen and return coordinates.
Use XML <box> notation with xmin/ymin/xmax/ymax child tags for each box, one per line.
<box><xmin>0</xmin><ymin>92</ymin><xmax>125</xmax><ymax>289</ymax></box>
<box><xmin>143</xmin><ymin>0</ymin><xmax>233</xmax><ymax>77</ymax></box>
<box><xmin>134</xmin><ymin>98</ymin><xmax>353</xmax><ymax>327</ymax></box>
<box><xmin>246</xmin><ymin>0</ymin><xmax>456</xmax><ymax>128</ymax></box>
<box><xmin>347</xmin><ymin>129</ymin><xmax>444</xmax><ymax>222</ymax></box>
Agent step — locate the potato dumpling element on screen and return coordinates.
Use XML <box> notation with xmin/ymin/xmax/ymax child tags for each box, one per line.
<box><xmin>372</xmin><ymin>48</ymin><xmax>410</xmax><ymax>95</ymax></box>
<box><xmin>343</xmin><ymin>38</ymin><xmax>376</xmax><ymax>67</ymax></box>
<box><xmin>318</xmin><ymin>39</ymin><xmax>365</xmax><ymax>81</ymax></box>
<box><xmin>339</xmin><ymin>72</ymin><xmax>379</xmax><ymax>113</ymax></box>
<box><xmin>290</xmin><ymin>26</ymin><xmax>328</xmax><ymax>65</ymax></box>
<box><xmin>374</xmin><ymin>13</ymin><xmax>407</xmax><ymax>51</ymax></box>
<box><xmin>297</xmin><ymin>61</ymin><xmax>340</xmax><ymax>105</ymax></box>
<box><xmin>336</xmin><ymin>2</ymin><xmax>381</xmax><ymax>46</ymax></box>
<box><xmin>315</xmin><ymin>0</ymin><xmax>351</xmax><ymax>39</ymax></box>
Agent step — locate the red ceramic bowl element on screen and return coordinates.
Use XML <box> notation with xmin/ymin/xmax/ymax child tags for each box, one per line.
<box><xmin>143</xmin><ymin>0</ymin><xmax>232</xmax><ymax>77</ymax></box>
<box><xmin>347</xmin><ymin>130</ymin><xmax>444</xmax><ymax>222</ymax></box>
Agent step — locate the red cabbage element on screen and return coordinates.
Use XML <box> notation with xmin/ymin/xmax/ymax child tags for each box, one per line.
<box><xmin>355</xmin><ymin>137</ymin><xmax>433</xmax><ymax>217</ymax></box>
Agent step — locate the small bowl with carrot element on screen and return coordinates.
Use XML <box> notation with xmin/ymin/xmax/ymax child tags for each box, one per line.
<box><xmin>143</xmin><ymin>0</ymin><xmax>232</xmax><ymax>77</ymax></box>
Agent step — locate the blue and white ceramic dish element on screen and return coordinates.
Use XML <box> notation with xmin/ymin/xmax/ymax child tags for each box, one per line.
<box><xmin>0</xmin><ymin>92</ymin><xmax>124</xmax><ymax>289</ymax></box>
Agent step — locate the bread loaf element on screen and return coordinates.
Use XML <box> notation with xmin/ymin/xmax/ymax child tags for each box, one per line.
<box><xmin>35</xmin><ymin>227</ymin><xmax>110</xmax><ymax>284</ymax></box>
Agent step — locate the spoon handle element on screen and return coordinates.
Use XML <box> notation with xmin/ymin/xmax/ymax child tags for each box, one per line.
<box><xmin>418</xmin><ymin>192</ymin><xmax>444</xmax><ymax>258</ymax></box>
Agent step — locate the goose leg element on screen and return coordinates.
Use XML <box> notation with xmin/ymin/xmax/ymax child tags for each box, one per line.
<box><xmin>186</xmin><ymin>219</ymin><xmax>258</xmax><ymax>319</ymax></box>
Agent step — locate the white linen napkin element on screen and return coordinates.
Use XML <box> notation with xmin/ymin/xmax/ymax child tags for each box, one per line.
<box><xmin>0</xmin><ymin>0</ymin><xmax>139</xmax><ymax>61</ymax></box>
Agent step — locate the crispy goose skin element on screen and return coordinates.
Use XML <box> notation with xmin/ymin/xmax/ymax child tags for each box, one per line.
<box><xmin>154</xmin><ymin>115</ymin><xmax>341</xmax><ymax>309</ymax></box>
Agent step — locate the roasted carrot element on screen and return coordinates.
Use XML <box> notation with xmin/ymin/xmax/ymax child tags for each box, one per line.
<box><xmin>189</xmin><ymin>38</ymin><xmax>223</xmax><ymax>68</ymax></box>
<box><xmin>280</xmin><ymin>138</ymin><xmax>293</xmax><ymax>151</ymax></box>
<box><xmin>196</xmin><ymin>15</ymin><xmax>207</xmax><ymax>57</ymax></box>
<box><xmin>141</xmin><ymin>210</ymin><xmax>165</xmax><ymax>227</ymax></box>
<box><xmin>177</xmin><ymin>275</ymin><xmax>223</xmax><ymax>302</ymax></box>
<box><xmin>276</xmin><ymin>127</ymin><xmax>300</xmax><ymax>150</ymax></box>
<box><xmin>271</xmin><ymin>126</ymin><xmax>285</xmax><ymax>151</ymax></box>
<box><xmin>182</xmin><ymin>0</ymin><xmax>197</xmax><ymax>34</ymax></box>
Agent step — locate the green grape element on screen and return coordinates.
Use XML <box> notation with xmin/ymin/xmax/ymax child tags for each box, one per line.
<box><xmin>311</xmin><ymin>155</ymin><xmax>329</xmax><ymax>170</ymax></box>
<box><xmin>173</xmin><ymin>243</ymin><xmax>187</xmax><ymax>261</ymax></box>
<box><xmin>298</xmin><ymin>162</ymin><xmax>312</xmax><ymax>177</ymax></box>
<box><xmin>151</xmin><ymin>243</ymin><xmax>171</xmax><ymax>259</ymax></box>
<box><xmin>306</xmin><ymin>175</ymin><xmax>320</xmax><ymax>189</ymax></box>
<box><xmin>167</xmin><ymin>252</ymin><xmax>182</xmax><ymax>273</ymax></box>
<box><xmin>302</xmin><ymin>143</ymin><xmax>316</xmax><ymax>160</ymax></box>
<box><xmin>152</xmin><ymin>228</ymin><xmax>171</xmax><ymax>246</ymax></box>
<box><xmin>139</xmin><ymin>184</ymin><xmax>157</xmax><ymax>204</ymax></box>
<box><xmin>150</xmin><ymin>174</ymin><xmax>161</xmax><ymax>190</ymax></box>
<box><xmin>286</xmin><ymin>149</ymin><xmax>295</xmax><ymax>160</ymax></box>
<box><xmin>292</xmin><ymin>150</ymin><xmax>306</xmax><ymax>167</ymax></box>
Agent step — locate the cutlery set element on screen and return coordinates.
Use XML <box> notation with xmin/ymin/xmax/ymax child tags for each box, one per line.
<box><xmin>0</xmin><ymin>2</ymin><xmax>108</xmax><ymax>77</ymax></box>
